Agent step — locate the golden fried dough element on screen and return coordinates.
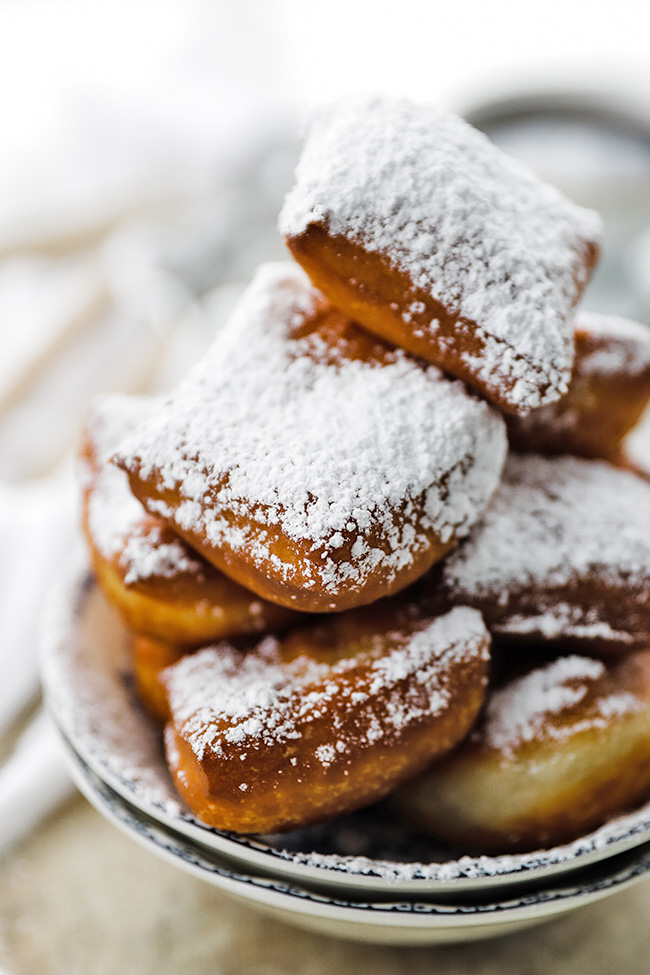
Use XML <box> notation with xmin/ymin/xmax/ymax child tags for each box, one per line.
<box><xmin>161</xmin><ymin>604</ymin><xmax>490</xmax><ymax>833</ymax></box>
<box><xmin>394</xmin><ymin>652</ymin><xmax>650</xmax><ymax>851</ymax></box>
<box><xmin>132</xmin><ymin>633</ymin><xmax>187</xmax><ymax>723</ymax></box>
<box><xmin>281</xmin><ymin>96</ymin><xmax>601</xmax><ymax>416</ymax></box>
<box><xmin>80</xmin><ymin>393</ymin><xmax>297</xmax><ymax>643</ymax></box>
<box><xmin>114</xmin><ymin>262</ymin><xmax>506</xmax><ymax>613</ymax></box>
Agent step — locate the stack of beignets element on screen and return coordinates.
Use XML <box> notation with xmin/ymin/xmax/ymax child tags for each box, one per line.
<box><xmin>80</xmin><ymin>94</ymin><xmax>650</xmax><ymax>852</ymax></box>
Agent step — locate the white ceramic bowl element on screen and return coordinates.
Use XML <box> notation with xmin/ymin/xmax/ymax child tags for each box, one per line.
<box><xmin>41</xmin><ymin>564</ymin><xmax>650</xmax><ymax>909</ymax></box>
<box><xmin>58</xmin><ymin>731</ymin><xmax>650</xmax><ymax>946</ymax></box>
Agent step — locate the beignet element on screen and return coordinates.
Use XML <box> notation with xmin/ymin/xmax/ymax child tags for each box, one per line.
<box><xmin>161</xmin><ymin>604</ymin><xmax>490</xmax><ymax>833</ymax></box>
<box><xmin>281</xmin><ymin>96</ymin><xmax>601</xmax><ymax>415</ymax></box>
<box><xmin>394</xmin><ymin>651</ymin><xmax>650</xmax><ymax>851</ymax></box>
<box><xmin>115</xmin><ymin>262</ymin><xmax>506</xmax><ymax>613</ymax></box>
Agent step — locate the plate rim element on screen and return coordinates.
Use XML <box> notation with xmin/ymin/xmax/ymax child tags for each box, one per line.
<box><xmin>61</xmin><ymin>736</ymin><xmax>650</xmax><ymax>931</ymax></box>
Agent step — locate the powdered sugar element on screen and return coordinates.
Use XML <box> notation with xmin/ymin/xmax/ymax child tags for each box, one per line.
<box><xmin>440</xmin><ymin>454</ymin><xmax>650</xmax><ymax>643</ymax></box>
<box><xmin>502</xmin><ymin>606</ymin><xmax>634</xmax><ymax>645</ymax></box>
<box><xmin>280</xmin><ymin>95</ymin><xmax>602</xmax><ymax>412</ymax></box>
<box><xmin>163</xmin><ymin>606</ymin><xmax>489</xmax><ymax>763</ymax></box>
<box><xmin>82</xmin><ymin>393</ymin><xmax>205</xmax><ymax>584</ymax></box>
<box><xmin>116</xmin><ymin>262</ymin><xmax>506</xmax><ymax>597</ymax></box>
<box><xmin>575</xmin><ymin>310</ymin><xmax>650</xmax><ymax>378</ymax></box>
<box><xmin>483</xmin><ymin>656</ymin><xmax>641</xmax><ymax>758</ymax></box>
<box><xmin>42</xmin><ymin>564</ymin><xmax>186</xmax><ymax>816</ymax></box>
<box><xmin>120</xmin><ymin>525</ymin><xmax>204</xmax><ymax>586</ymax></box>
<box><xmin>505</xmin><ymin>310</ymin><xmax>650</xmax><ymax>452</ymax></box>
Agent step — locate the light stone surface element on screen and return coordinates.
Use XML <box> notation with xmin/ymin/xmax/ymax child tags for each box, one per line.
<box><xmin>2</xmin><ymin>795</ymin><xmax>650</xmax><ymax>974</ymax></box>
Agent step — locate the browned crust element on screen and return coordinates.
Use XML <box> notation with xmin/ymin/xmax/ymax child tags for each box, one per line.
<box><xmin>422</xmin><ymin>564</ymin><xmax>650</xmax><ymax>658</ymax></box>
<box><xmin>162</xmin><ymin>607</ymin><xmax>490</xmax><ymax>833</ymax></box>
<box><xmin>132</xmin><ymin>634</ymin><xmax>187</xmax><ymax>723</ymax></box>
<box><xmin>285</xmin><ymin>228</ymin><xmax>599</xmax><ymax>417</ymax></box>
<box><xmin>507</xmin><ymin>325</ymin><xmax>650</xmax><ymax>458</ymax></box>
<box><xmin>125</xmin><ymin>468</ymin><xmax>456</xmax><ymax>614</ymax></box>
<box><xmin>394</xmin><ymin>649</ymin><xmax>650</xmax><ymax>852</ymax></box>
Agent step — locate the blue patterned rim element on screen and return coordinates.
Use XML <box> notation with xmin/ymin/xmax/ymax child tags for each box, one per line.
<box><xmin>63</xmin><ymin>738</ymin><xmax>650</xmax><ymax>925</ymax></box>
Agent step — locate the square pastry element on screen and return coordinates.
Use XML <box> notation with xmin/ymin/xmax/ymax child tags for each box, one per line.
<box><xmin>428</xmin><ymin>453</ymin><xmax>650</xmax><ymax>653</ymax></box>
<box><xmin>114</xmin><ymin>262</ymin><xmax>506</xmax><ymax>612</ymax></box>
<box><xmin>281</xmin><ymin>96</ymin><xmax>602</xmax><ymax>415</ymax></box>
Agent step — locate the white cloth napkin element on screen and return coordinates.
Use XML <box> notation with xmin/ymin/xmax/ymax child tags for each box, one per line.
<box><xmin>0</xmin><ymin>471</ymin><xmax>77</xmax><ymax>741</ymax></box>
<box><xmin>0</xmin><ymin>472</ymin><xmax>78</xmax><ymax>855</ymax></box>
<box><xmin>0</xmin><ymin>710</ymin><xmax>71</xmax><ymax>854</ymax></box>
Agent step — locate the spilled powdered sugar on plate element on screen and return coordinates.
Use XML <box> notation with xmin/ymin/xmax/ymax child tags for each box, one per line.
<box><xmin>41</xmin><ymin>564</ymin><xmax>185</xmax><ymax>816</ymax></box>
<box><xmin>280</xmin><ymin>95</ymin><xmax>602</xmax><ymax>412</ymax></box>
<box><xmin>115</xmin><ymin>262</ymin><xmax>507</xmax><ymax>599</ymax></box>
<box><xmin>41</xmin><ymin>566</ymin><xmax>650</xmax><ymax>893</ymax></box>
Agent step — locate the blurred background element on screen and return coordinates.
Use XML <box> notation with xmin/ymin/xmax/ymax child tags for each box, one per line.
<box><xmin>0</xmin><ymin>0</ymin><xmax>649</xmax><ymax>483</ymax></box>
<box><xmin>1</xmin><ymin>0</ymin><xmax>650</xmax><ymax>482</ymax></box>
<box><xmin>0</xmin><ymin>0</ymin><xmax>650</xmax><ymax>866</ymax></box>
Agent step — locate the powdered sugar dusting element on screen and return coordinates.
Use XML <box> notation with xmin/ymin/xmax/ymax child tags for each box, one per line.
<box><xmin>116</xmin><ymin>262</ymin><xmax>506</xmax><ymax>596</ymax></box>
<box><xmin>280</xmin><ymin>96</ymin><xmax>602</xmax><ymax>411</ymax></box>
<box><xmin>483</xmin><ymin>656</ymin><xmax>640</xmax><ymax>758</ymax></box>
<box><xmin>42</xmin><ymin>563</ymin><xmax>185</xmax><ymax>816</ymax></box>
<box><xmin>441</xmin><ymin>454</ymin><xmax>650</xmax><ymax>641</ymax></box>
<box><xmin>507</xmin><ymin>310</ymin><xmax>650</xmax><ymax>448</ymax></box>
<box><xmin>163</xmin><ymin>606</ymin><xmax>489</xmax><ymax>763</ymax></box>
<box><xmin>502</xmin><ymin>605</ymin><xmax>634</xmax><ymax>644</ymax></box>
<box><xmin>575</xmin><ymin>310</ymin><xmax>650</xmax><ymax>377</ymax></box>
<box><xmin>120</xmin><ymin>525</ymin><xmax>205</xmax><ymax>586</ymax></box>
<box><xmin>82</xmin><ymin>393</ymin><xmax>205</xmax><ymax>584</ymax></box>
